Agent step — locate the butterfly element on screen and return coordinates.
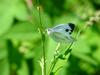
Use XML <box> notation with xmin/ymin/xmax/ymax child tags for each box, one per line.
<box><xmin>47</xmin><ymin>23</ymin><xmax>76</xmax><ymax>43</ymax></box>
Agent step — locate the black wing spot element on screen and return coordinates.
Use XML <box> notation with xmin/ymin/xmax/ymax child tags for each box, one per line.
<box><xmin>65</xmin><ymin>29</ymin><xmax>72</xmax><ymax>34</ymax></box>
<box><xmin>68</xmin><ymin>23</ymin><xmax>75</xmax><ymax>34</ymax></box>
<box><xmin>69</xmin><ymin>32</ymin><xmax>71</xmax><ymax>34</ymax></box>
<box><xmin>65</xmin><ymin>29</ymin><xmax>69</xmax><ymax>32</ymax></box>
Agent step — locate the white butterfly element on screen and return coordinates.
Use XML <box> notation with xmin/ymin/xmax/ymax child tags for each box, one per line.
<box><xmin>47</xmin><ymin>23</ymin><xmax>76</xmax><ymax>43</ymax></box>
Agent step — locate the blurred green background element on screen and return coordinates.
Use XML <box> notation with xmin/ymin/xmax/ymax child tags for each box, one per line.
<box><xmin>0</xmin><ymin>0</ymin><xmax>100</xmax><ymax>75</ymax></box>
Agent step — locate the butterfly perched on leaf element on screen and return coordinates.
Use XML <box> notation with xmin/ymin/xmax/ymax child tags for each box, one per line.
<box><xmin>47</xmin><ymin>23</ymin><xmax>76</xmax><ymax>43</ymax></box>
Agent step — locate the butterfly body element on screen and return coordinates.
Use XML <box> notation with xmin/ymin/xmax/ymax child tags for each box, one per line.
<box><xmin>47</xmin><ymin>23</ymin><xmax>76</xmax><ymax>43</ymax></box>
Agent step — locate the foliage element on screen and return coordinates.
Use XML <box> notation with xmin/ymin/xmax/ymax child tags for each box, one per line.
<box><xmin>0</xmin><ymin>0</ymin><xmax>100</xmax><ymax>75</ymax></box>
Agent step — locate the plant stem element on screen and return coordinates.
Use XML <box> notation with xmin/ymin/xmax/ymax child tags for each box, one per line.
<box><xmin>48</xmin><ymin>56</ymin><xmax>58</xmax><ymax>75</ymax></box>
<box><xmin>48</xmin><ymin>23</ymin><xmax>88</xmax><ymax>75</ymax></box>
<box><xmin>54</xmin><ymin>66</ymin><xmax>63</xmax><ymax>74</ymax></box>
<box><xmin>37</xmin><ymin>3</ymin><xmax>46</xmax><ymax>75</ymax></box>
<box><xmin>48</xmin><ymin>43</ymin><xmax>61</xmax><ymax>75</ymax></box>
<box><xmin>50</xmin><ymin>57</ymin><xmax>58</xmax><ymax>73</ymax></box>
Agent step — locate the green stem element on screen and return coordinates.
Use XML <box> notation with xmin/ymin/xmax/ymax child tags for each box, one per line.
<box><xmin>50</xmin><ymin>57</ymin><xmax>57</xmax><ymax>73</ymax></box>
<box><xmin>37</xmin><ymin>1</ymin><xmax>46</xmax><ymax>75</ymax></box>
<box><xmin>26</xmin><ymin>0</ymin><xmax>46</xmax><ymax>74</ymax></box>
<box><xmin>54</xmin><ymin>66</ymin><xmax>63</xmax><ymax>74</ymax></box>
<box><xmin>48</xmin><ymin>56</ymin><xmax>58</xmax><ymax>75</ymax></box>
<box><xmin>48</xmin><ymin>43</ymin><xmax>73</xmax><ymax>75</ymax></box>
<box><xmin>39</xmin><ymin>12</ymin><xmax>46</xmax><ymax>75</ymax></box>
<box><xmin>48</xmin><ymin>43</ymin><xmax>61</xmax><ymax>75</ymax></box>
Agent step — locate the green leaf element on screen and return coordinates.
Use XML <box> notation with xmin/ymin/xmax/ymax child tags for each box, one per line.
<box><xmin>72</xmin><ymin>52</ymin><xmax>98</xmax><ymax>66</ymax></box>
<box><xmin>0</xmin><ymin>37</ymin><xmax>9</xmax><ymax>75</ymax></box>
<box><xmin>0</xmin><ymin>58</ymin><xmax>9</xmax><ymax>75</ymax></box>
<box><xmin>0</xmin><ymin>6</ymin><xmax>13</xmax><ymax>36</ymax></box>
<box><xmin>46</xmin><ymin>38</ymin><xmax>58</xmax><ymax>73</ymax></box>
<box><xmin>72</xmin><ymin>37</ymin><xmax>91</xmax><ymax>53</ymax></box>
<box><xmin>14</xmin><ymin>2</ymin><xmax>29</xmax><ymax>21</ymax></box>
<box><xmin>17</xmin><ymin>60</ymin><xmax>29</xmax><ymax>75</ymax></box>
<box><xmin>0</xmin><ymin>38</ymin><xmax>7</xmax><ymax>59</ymax></box>
<box><xmin>4</xmin><ymin>22</ymin><xmax>40</xmax><ymax>40</ymax></box>
<box><xmin>54</xmin><ymin>53</ymin><xmax>70</xmax><ymax>74</ymax></box>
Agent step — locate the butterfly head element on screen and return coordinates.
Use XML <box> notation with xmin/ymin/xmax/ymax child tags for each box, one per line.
<box><xmin>47</xmin><ymin>28</ymin><xmax>54</xmax><ymax>35</ymax></box>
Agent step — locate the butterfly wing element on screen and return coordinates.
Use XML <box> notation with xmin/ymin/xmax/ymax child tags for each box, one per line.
<box><xmin>68</xmin><ymin>23</ymin><xmax>75</xmax><ymax>34</ymax></box>
<box><xmin>50</xmin><ymin>32</ymin><xmax>67</xmax><ymax>43</ymax></box>
<box><xmin>47</xmin><ymin>23</ymin><xmax>76</xmax><ymax>43</ymax></box>
<box><xmin>65</xmin><ymin>35</ymin><xmax>76</xmax><ymax>43</ymax></box>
